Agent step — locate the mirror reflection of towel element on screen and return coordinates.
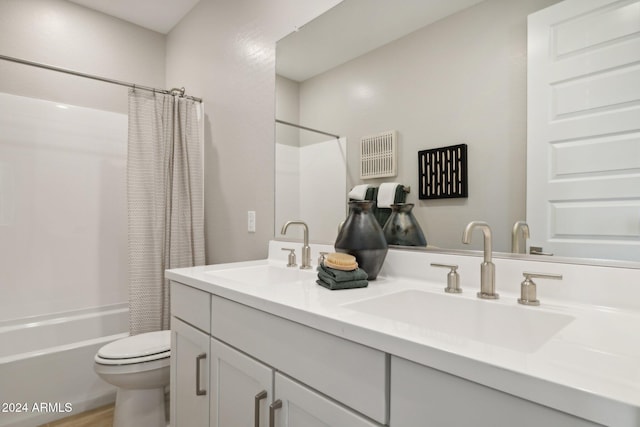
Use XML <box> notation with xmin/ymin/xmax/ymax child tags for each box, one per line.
<box><xmin>377</xmin><ymin>182</ymin><xmax>400</xmax><ymax>208</ymax></box>
<box><xmin>348</xmin><ymin>184</ymin><xmax>370</xmax><ymax>200</ymax></box>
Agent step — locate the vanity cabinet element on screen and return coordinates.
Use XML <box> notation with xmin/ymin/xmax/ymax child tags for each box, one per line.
<box><xmin>389</xmin><ymin>356</ymin><xmax>602</xmax><ymax>427</ymax></box>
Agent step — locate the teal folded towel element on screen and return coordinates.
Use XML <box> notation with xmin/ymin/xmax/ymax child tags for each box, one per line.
<box><xmin>316</xmin><ymin>264</ymin><xmax>368</xmax><ymax>290</ymax></box>
<box><xmin>316</xmin><ymin>279</ymin><xmax>369</xmax><ymax>290</ymax></box>
<box><xmin>318</xmin><ymin>264</ymin><xmax>368</xmax><ymax>282</ymax></box>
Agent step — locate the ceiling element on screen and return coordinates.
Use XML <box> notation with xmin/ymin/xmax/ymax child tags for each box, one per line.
<box><xmin>68</xmin><ymin>0</ymin><xmax>201</xmax><ymax>34</ymax></box>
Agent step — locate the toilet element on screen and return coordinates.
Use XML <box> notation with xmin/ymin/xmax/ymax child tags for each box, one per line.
<box><xmin>94</xmin><ymin>330</ymin><xmax>171</xmax><ymax>427</ymax></box>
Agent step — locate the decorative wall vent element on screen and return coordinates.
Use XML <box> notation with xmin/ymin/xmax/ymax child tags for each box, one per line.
<box><xmin>418</xmin><ymin>143</ymin><xmax>468</xmax><ymax>199</ymax></box>
<box><xmin>360</xmin><ymin>130</ymin><xmax>397</xmax><ymax>179</ymax></box>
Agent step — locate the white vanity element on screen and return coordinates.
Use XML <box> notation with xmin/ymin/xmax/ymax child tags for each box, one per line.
<box><xmin>166</xmin><ymin>241</ymin><xmax>640</xmax><ymax>426</ymax></box>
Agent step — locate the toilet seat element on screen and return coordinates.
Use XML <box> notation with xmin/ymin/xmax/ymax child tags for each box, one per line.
<box><xmin>95</xmin><ymin>330</ymin><xmax>171</xmax><ymax>365</ymax></box>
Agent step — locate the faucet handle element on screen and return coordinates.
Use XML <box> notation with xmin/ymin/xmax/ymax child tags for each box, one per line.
<box><xmin>431</xmin><ymin>263</ymin><xmax>461</xmax><ymax>294</ymax></box>
<box><xmin>518</xmin><ymin>272</ymin><xmax>562</xmax><ymax>306</ymax></box>
<box><xmin>282</xmin><ymin>248</ymin><xmax>297</xmax><ymax>267</ymax></box>
<box><xmin>318</xmin><ymin>252</ymin><xmax>329</xmax><ymax>266</ymax></box>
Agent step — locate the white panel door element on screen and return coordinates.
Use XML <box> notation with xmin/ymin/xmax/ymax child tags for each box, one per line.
<box><xmin>209</xmin><ymin>338</ymin><xmax>273</xmax><ymax>427</ymax></box>
<box><xmin>527</xmin><ymin>0</ymin><xmax>640</xmax><ymax>260</ymax></box>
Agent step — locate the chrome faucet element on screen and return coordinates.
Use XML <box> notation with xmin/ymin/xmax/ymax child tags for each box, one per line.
<box><xmin>511</xmin><ymin>221</ymin><xmax>530</xmax><ymax>254</ymax></box>
<box><xmin>462</xmin><ymin>221</ymin><xmax>498</xmax><ymax>299</ymax></box>
<box><xmin>280</xmin><ymin>220</ymin><xmax>312</xmax><ymax>269</ymax></box>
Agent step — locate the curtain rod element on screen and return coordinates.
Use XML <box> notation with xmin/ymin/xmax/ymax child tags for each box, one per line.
<box><xmin>0</xmin><ymin>53</ymin><xmax>202</xmax><ymax>103</ymax></box>
<box><xmin>275</xmin><ymin>119</ymin><xmax>340</xmax><ymax>140</ymax></box>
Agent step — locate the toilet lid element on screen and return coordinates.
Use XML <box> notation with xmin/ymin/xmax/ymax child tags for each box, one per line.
<box><xmin>98</xmin><ymin>330</ymin><xmax>171</xmax><ymax>360</ymax></box>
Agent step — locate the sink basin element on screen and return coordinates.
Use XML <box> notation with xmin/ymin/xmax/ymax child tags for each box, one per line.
<box><xmin>205</xmin><ymin>264</ymin><xmax>316</xmax><ymax>286</ymax></box>
<box><xmin>343</xmin><ymin>290</ymin><xmax>574</xmax><ymax>353</ymax></box>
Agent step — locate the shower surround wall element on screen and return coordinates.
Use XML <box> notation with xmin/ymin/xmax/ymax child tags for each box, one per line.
<box><xmin>0</xmin><ymin>93</ymin><xmax>128</xmax><ymax>320</ymax></box>
<box><xmin>0</xmin><ymin>93</ymin><xmax>129</xmax><ymax>427</ymax></box>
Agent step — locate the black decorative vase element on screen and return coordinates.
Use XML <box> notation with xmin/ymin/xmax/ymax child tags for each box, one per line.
<box><xmin>383</xmin><ymin>203</ymin><xmax>427</xmax><ymax>246</ymax></box>
<box><xmin>334</xmin><ymin>200</ymin><xmax>388</xmax><ymax>280</ymax></box>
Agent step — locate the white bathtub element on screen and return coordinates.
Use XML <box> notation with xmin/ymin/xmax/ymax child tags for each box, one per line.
<box><xmin>0</xmin><ymin>304</ymin><xmax>129</xmax><ymax>427</ymax></box>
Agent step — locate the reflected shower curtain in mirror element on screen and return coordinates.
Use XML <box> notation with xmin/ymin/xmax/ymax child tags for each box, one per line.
<box><xmin>127</xmin><ymin>90</ymin><xmax>205</xmax><ymax>335</ymax></box>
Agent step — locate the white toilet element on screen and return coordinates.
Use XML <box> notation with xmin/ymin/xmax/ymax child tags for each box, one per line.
<box><xmin>94</xmin><ymin>330</ymin><xmax>171</xmax><ymax>427</ymax></box>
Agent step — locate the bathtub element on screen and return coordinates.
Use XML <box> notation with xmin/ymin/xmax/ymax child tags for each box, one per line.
<box><xmin>0</xmin><ymin>304</ymin><xmax>129</xmax><ymax>427</ymax></box>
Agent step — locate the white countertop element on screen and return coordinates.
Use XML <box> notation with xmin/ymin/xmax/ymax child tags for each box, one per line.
<box><xmin>166</xmin><ymin>241</ymin><xmax>640</xmax><ymax>427</ymax></box>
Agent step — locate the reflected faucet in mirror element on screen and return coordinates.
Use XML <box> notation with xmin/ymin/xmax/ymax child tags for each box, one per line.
<box><xmin>463</xmin><ymin>221</ymin><xmax>498</xmax><ymax>300</ymax></box>
<box><xmin>280</xmin><ymin>220</ymin><xmax>312</xmax><ymax>269</ymax></box>
<box><xmin>511</xmin><ymin>221</ymin><xmax>530</xmax><ymax>254</ymax></box>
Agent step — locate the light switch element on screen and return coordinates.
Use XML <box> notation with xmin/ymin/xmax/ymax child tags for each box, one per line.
<box><xmin>248</xmin><ymin>211</ymin><xmax>256</xmax><ymax>233</ymax></box>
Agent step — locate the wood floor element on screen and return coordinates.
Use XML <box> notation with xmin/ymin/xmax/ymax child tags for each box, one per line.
<box><xmin>38</xmin><ymin>404</ymin><xmax>114</xmax><ymax>427</ymax></box>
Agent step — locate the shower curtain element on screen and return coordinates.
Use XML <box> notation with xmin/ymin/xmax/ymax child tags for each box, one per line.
<box><xmin>127</xmin><ymin>90</ymin><xmax>205</xmax><ymax>335</ymax></box>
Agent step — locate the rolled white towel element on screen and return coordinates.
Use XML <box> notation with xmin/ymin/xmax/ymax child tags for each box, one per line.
<box><xmin>348</xmin><ymin>184</ymin><xmax>370</xmax><ymax>200</ymax></box>
<box><xmin>377</xmin><ymin>182</ymin><xmax>400</xmax><ymax>208</ymax></box>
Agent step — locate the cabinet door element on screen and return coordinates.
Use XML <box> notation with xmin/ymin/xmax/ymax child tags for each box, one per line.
<box><xmin>271</xmin><ymin>373</ymin><xmax>380</xmax><ymax>427</ymax></box>
<box><xmin>171</xmin><ymin>317</ymin><xmax>210</xmax><ymax>427</ymax></box>
<box><xmin>210</xmin><ymin>338</ymin><xmax>273</xmax><ymax>427</ymax></box>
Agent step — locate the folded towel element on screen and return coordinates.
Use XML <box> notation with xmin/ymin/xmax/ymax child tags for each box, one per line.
<box><xmin>318</xmin><ymin>264</ymin><xmax>368</xmax><ymax>282</ymax></box>
<box><xmin>316</xmin><ymin>279</ymin><xmax>369</xmax><ymax>290</ymax></box>
<box><xmin>348</xmin><ymin>184</ymin><xmax>370</xmax><ymax>200</ymax></box>
<box><xmin>377</xmin><ymin>182</ymin><xmax>400</xmax><ymax>208</ymax></box>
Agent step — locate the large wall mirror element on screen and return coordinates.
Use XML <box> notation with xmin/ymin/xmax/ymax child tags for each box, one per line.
<box><xmin>275</xmin><ymin>0</ymin><xmax>640</xmax><ymax>267</ymax></box>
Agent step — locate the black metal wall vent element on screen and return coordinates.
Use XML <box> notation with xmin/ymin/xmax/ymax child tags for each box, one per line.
<box><xmin>418</xmin><ymin>143</ymin><xmax>468</xmax><ymax>200</ymax></box>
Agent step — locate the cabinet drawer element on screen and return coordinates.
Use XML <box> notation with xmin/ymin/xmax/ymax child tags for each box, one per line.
<box><xmin>170</xmin><ymin>281</ymin><xmax>211</xmax><ymax>333</ymax></box>
<box><xmin>390</xmin><ymin>356</ymin><xmax>601</xmax><ymax>427</ymax></box>
<box><xmin>211</xmin><ymin>295</ymin><xmax>388</xmax><ymax>424</ymax></box>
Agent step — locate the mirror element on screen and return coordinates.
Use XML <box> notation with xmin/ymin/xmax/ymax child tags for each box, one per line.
<box><xmin>274</xmin><ymin>0</ymin><xmax>640</xmax><ymax>266</ymax></box>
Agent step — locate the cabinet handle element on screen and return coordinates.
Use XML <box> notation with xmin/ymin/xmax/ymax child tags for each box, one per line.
<box><xmin>269</xmin><ymin>399</ymin><xmax>282</xmax><ymax>427</ymax></box>
<box><xmin>254</xmin><ymin>390</ymin><xmax>268</xmax><ymax>427</ymax></box>
<box><xmin>195</xmin><ymin>353</ymin><xmax>207</xmax><ymax>396</ymax></box>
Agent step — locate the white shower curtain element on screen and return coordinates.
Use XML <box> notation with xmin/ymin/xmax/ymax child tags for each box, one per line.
<box><xmin>127</xmin><ymin>90</ymin><xmax>205</xmax><ymax>335</ymax></box>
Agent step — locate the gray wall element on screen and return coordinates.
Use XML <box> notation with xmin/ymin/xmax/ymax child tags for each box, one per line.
<box><xmin>165</xmin><ymin>0</ymin><xmax>341</xmax><ymax>264</ymax></box>
<box><xmin>0</xmin><ymin>0</ymin><xmax>165</xmax><ymax>113</ymax></box>
<box><xmin>297</xmin><ymin>0</ymin><xmax>561</xmax><ymax>252</ymax></box>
